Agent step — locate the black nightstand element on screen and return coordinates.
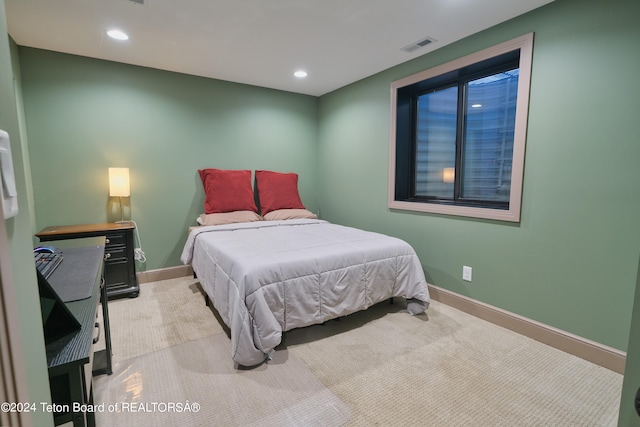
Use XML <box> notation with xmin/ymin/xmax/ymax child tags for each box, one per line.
<box><xmin>36</xmin><ymin>222</ymin><xmax>140</xmax><ymax>299</ymax></box>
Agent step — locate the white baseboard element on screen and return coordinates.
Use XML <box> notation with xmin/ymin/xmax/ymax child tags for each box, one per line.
<box><xmin>428</xmin><ymin>284</ymin><xmax>626</xmax><ymax>374</ymax></box>
<box><xmin>137</xmin><ymin>265</ymin><xmax>193</xmax><ymax>284</ymax></box>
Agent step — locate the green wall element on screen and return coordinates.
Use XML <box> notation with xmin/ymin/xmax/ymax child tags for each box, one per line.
<box><xmin>19</xmin><ymin>49</ymin><xmax>318</xmax><ymax>270</ymax></box>
<box><xmin>0</xmin><ymin>1</ymin><xmax>53</xmax><ymax>425</ymax></box>
<box><xmin>317</xmin><ymin>0</ymin><xmax>640</xmax><ymax>352</ymax></box>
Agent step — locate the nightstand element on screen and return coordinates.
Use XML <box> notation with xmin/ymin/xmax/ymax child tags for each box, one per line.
<box><xmin>36</xmin><ymin>222</ymin><xmax>140</xmax><ymax>299</ymax></box>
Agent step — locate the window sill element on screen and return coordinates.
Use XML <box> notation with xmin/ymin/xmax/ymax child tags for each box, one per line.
<box><xmin>388</xmin><ymin>199</ymin><xmax>521</xmax><ymax>222</ymax></box>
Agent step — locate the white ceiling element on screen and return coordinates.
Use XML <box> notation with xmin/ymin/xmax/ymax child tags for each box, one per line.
<box><xmin>5</xmin><ymin>0</ymin><xmax>554</xmax><ymax>97</ymax></box>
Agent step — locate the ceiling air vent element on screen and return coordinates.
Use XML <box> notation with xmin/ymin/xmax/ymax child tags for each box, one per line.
<box><xmin>401</xmin><ymin>36</ymin><xmax>436</xmax><ymax>53</ymax></box>
<box><xmin>128</xmin><ymin>0</ymin><xmax>144</xmax><ymax>4</ymax></box>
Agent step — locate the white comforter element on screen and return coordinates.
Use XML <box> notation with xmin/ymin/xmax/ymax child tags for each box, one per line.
<box><xmin>180</xmin><ymin>219</ymin><xmax>430</xmax><ymax>366</ymax></box>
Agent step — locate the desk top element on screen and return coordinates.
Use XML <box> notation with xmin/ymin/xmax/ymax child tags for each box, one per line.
<box><xmin>36</xmin><ymin>222</ymin><xmax>135</xmax><ymax>239</ymax></box>
<box><xmin>44</xmin><ymin>237</ymin><xmax>105</xmax><ymax>374</ymax></box>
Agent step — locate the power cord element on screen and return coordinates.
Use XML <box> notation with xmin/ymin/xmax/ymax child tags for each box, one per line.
<box><xmin>135</xmin><ymin>248</ymin><xmax>146</xmax><ymax>262</ymax></box>
<box><xmin>129</xmin><ymin>220</ymin><xmax>147</xmax><ymax>263</ymax></box>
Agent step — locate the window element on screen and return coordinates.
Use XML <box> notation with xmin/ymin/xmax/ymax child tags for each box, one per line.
<box><xmin>389</xmin><ymin>33</ymin><xmax>533</xmax><ymax>222</ymax></box>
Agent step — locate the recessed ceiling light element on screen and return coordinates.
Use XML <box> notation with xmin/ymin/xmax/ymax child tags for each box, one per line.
<box><xmin>294</xmin><ymin>70</ymin><xmax>308</xmax><ymax>78</ymax></box>
<box><xmin>107</xmin><ymin>29</ymin><xmax>129</xmax><ymax>41</ymax></box>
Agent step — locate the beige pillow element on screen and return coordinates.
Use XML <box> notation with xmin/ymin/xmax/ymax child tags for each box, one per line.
<box><xmin>197</xmin><ymin>210</ymin><xmax>262</xmax><ymax>226</ymax></box>
<box><xmin>263</xmin><ymin>209</ymin><xmax>317</xmax><ymax>221</ymax></box>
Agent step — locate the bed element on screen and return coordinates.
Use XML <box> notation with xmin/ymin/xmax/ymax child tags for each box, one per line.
<box><xmin>180</xmin><ymin>218</ymin><xmax>430</xmax><ymax>367</ymax></box>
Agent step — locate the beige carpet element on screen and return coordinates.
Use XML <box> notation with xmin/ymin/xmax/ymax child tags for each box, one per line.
<box><xmin>93</xmin><ymin>277</ymin><xmax>623</xmax><ymax>426</ymax></box>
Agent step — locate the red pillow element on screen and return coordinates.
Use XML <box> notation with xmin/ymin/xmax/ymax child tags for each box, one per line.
<box><xmin>255</xmin><ymin>170</ymin><xmax>306</xmax><ymax>216</ymax></box>
<box><xmin>198</xmin><ymin>169</ymin><xmax>258</xmax><ymax>214</ymax></box>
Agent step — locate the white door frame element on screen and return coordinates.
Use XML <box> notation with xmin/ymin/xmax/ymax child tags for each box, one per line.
<box><xmin>0</xmin><ymin>214</ymin><xmax>32</xmax><ymax>427</ymax></box>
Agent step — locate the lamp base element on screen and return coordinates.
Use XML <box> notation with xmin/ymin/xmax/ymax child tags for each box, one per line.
<box><xmin>118</xmin><ymin>196</ymin><xmax>125</xmax><ymax>222</ymax></box>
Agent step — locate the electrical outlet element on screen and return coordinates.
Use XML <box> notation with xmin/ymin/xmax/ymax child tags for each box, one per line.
<box><xmin>463</xmin><ymin>266</ymin><xmax>472</xmax><ymax>282</ymax></box>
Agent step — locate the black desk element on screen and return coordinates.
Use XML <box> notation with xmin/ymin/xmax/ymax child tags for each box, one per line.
<box><xmin>44</xmin><ymin>237</ymin><xmax>113</xmax><ymax>427</ymax></box>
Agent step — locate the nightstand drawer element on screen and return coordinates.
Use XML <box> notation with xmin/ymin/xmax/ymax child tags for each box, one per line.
<box><xmin>105</xmin><ymin>246</ymin><xmax>127</xmax><ymax>262</ymax></box>
<box><xmin>105</xmin><ymin>260</ymin><xmax>130</xmax><ymax>290</ymax></box>
<box><xmin>105</xmin><ymin>233</ymin><xmax>126</xmax><ymax>247</ymax></box>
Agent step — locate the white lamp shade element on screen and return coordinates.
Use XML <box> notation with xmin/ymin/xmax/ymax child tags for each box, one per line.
<box><xmin>109</xmin><ymin>168</ymin><xmax>130</xmax><ymax>197</ymax></box>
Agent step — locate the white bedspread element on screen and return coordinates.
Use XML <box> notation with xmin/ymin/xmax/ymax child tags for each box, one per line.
<box><xmin>180</xmin><ymin>219</ymin><xmax>430</xmax><ymax>366</ymax></box>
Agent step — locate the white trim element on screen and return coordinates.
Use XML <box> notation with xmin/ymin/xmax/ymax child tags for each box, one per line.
<box><xmin>137</xmin><ymin>265</ymin><xmax>193</xmax><ymax>284</ymax></box>
<box><xmin>0</xmin><ymin>217</ymin><xmax>32</xmax><ymax>427</ymax></box>
<box><xmin>389</xmin><ymin>33</ymin><xmax>534</xmax><ymax>222</ymax></box>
